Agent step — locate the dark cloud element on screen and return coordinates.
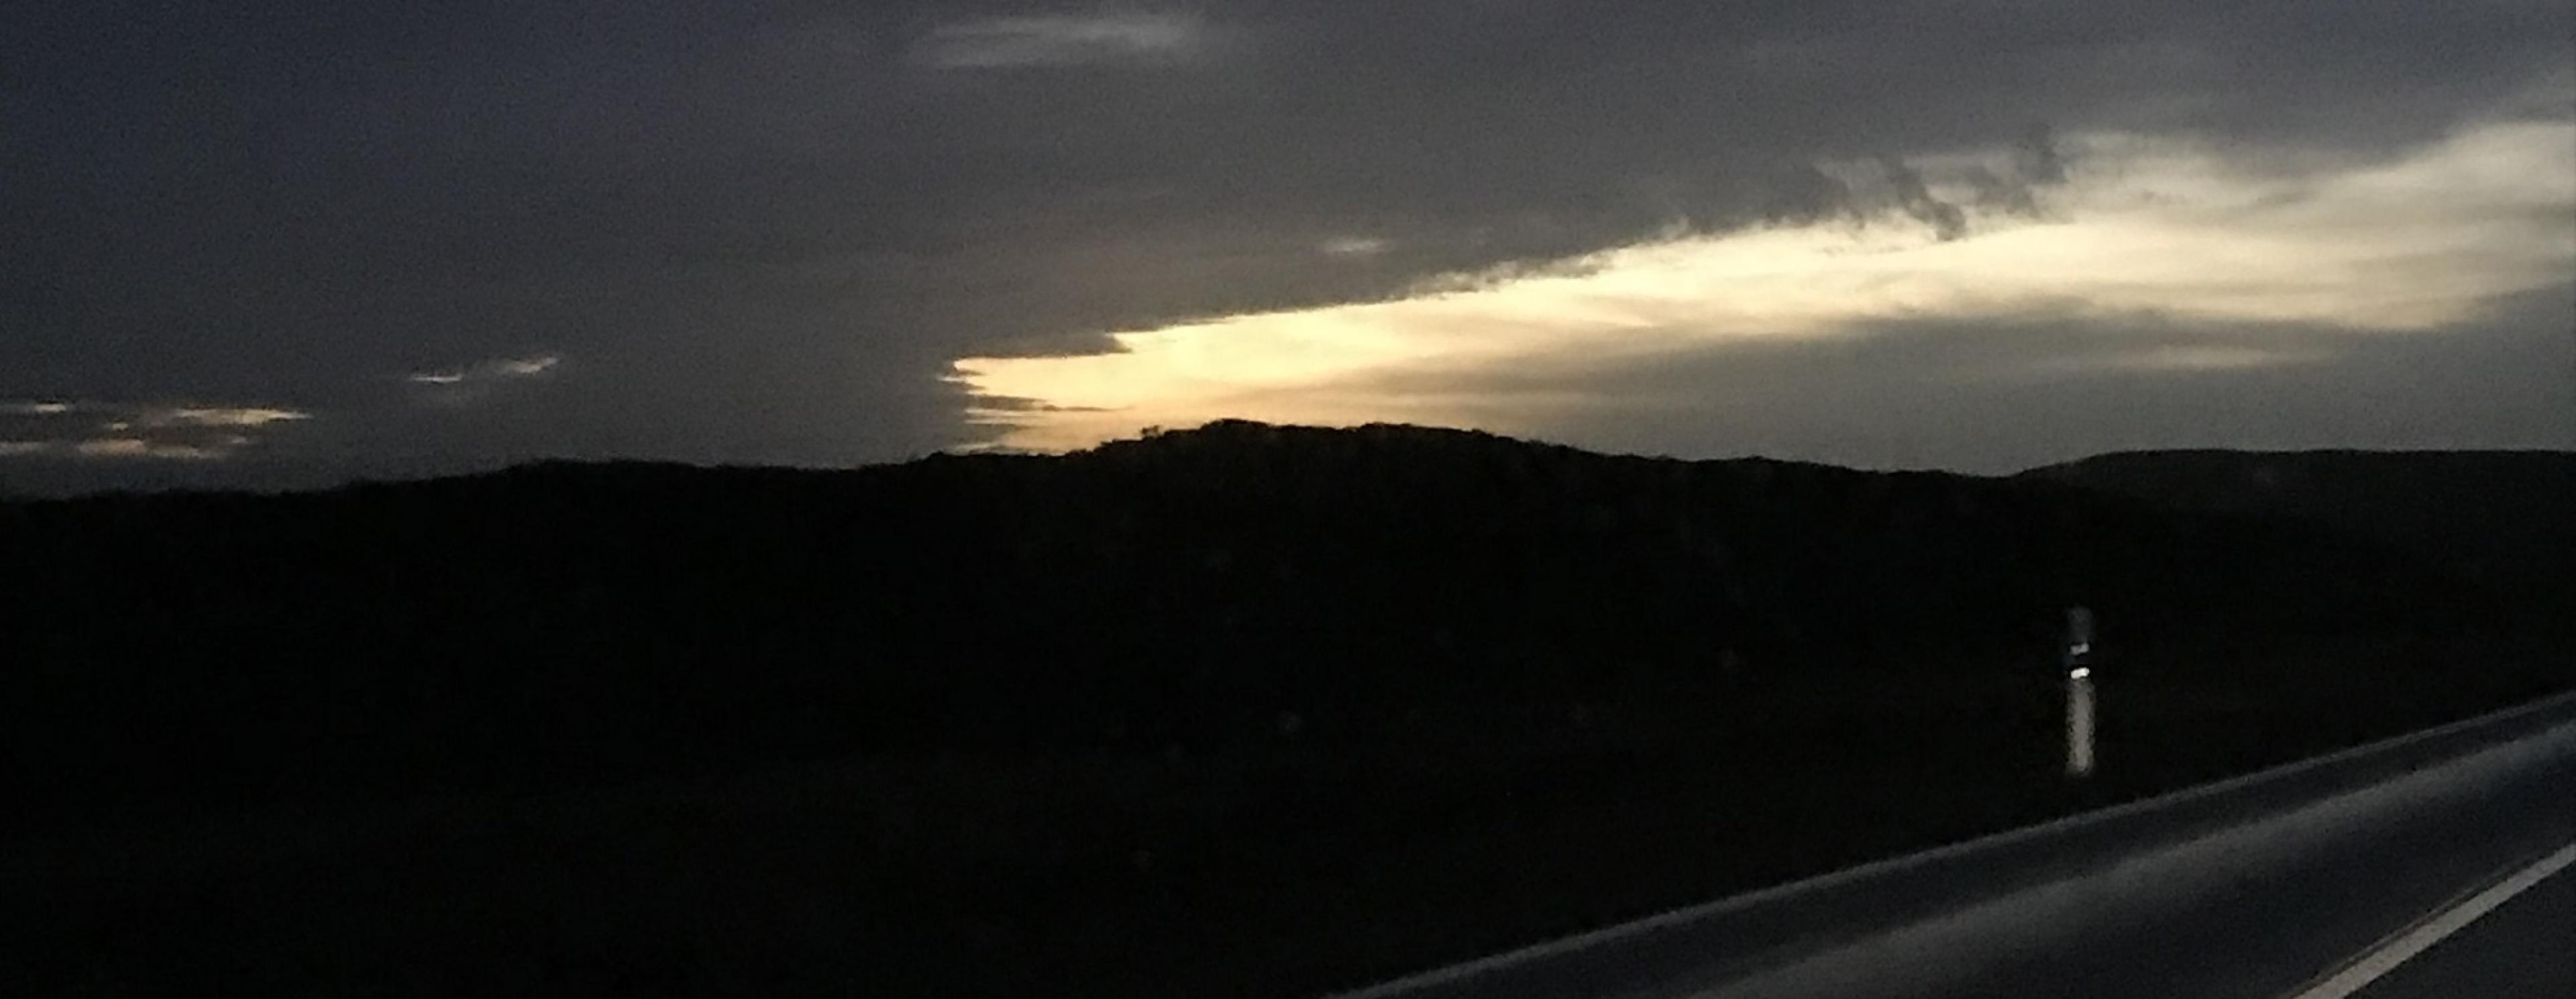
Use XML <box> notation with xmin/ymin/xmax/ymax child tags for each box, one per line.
<box><xmin>1</xmin><ymin>0</ymin><xmax>2567</xmax><ymax>491</ymax></box>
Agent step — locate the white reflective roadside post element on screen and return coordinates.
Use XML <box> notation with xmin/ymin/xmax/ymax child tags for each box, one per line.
<box><xmin>2065</xmin><ymin>607</ymin><xmax>2096</xmax><ymax>778</ymax></box>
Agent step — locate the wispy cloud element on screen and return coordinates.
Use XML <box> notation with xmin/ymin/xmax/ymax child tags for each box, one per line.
<box><xmin>401</xmin><ymin>353</ymin><xmax>568</xmax><ymax>414</ymax></box>
<box><xmin>912</xmin><ymin>13</ymin><xmax>1209</xmax><ymax>69</ymax></box>
<box><xmin>2024</xmin><ymin>345</ymin><xmax>2328</xmax><ymax>376</ymax></box>
<box><xmin>407</xmin><ymin>354</ymin><xmax>564</xmax><ymax>387</ymax></box>
<box><xmin>0</xmin><ymin>401</ymin><xmax>312</xmax><ymax>462</ymax></box>
<box><xmin>953</xmin><ymin>116</ymin><xmax>2576</xmax><ymax>452</ymax></box>
<box><xmin>1319</xmin><ymin>237</ymin><xmax>1392</xmax><ymax>258</ymax></box>
<box><xmin>72</xmin><ymin>437</ymin><xmax>233</xmax><ymax>461</ymax></box>
<box><xmin>136</xmin><ymin>407</ymin><xmax>311</xmax><ymax>429</ymax></box>
<box><xmin>1</xmin><ymin>401</ymin><xmax>308</xmax><ymax>428</ymax></box>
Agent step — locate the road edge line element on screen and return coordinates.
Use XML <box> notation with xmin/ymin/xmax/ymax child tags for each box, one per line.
<box><xmin>2282</xmin><ymin>839</ymin><xmax>2576</xmax><ymax>999</ymax></box>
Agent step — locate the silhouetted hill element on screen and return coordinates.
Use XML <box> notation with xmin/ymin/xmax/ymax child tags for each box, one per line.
<box><xmin>2021</xmin><ymin>450</ymin><xmax>2576</xmax><ymax>589</ymax></box>
<box><xmin>0</xmin><ymin>423</ymin><xmax>2556</xmax><ymax>829</ymax></box>
<box><xmin>9</xmin><ymin>423</ymin><xmax>2575</xmax><ymax>999</ymax></box>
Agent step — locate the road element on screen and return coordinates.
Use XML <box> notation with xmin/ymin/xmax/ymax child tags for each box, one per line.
<box><xmin>1693</xmin><ymin>736</ymin><xmax>2575</xmax><ymax>999</ymax></box>
<box><xmin>1342</xmin><ymin>701</ymin><xmax>2576</xmax><ymax>999</ymax></box>
<box><xmin>2339</xmin><ymin>845</ymin><xmax>2576</xmax><ymax>999</ymax></box>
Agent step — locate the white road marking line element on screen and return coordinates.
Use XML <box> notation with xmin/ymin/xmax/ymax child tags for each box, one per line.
<box><xmin>2285</xmin><ymin>840</ymin><xmax>2576</xmax><ymax>999</ymax></box>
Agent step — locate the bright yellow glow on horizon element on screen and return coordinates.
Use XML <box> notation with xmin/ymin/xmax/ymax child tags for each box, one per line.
<box><xmin>954</xmin><ymin>115</ymin><xmax>2576</xmax><ymax>452</ymax></box>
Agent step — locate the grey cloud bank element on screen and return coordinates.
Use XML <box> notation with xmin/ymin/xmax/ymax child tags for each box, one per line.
<box><xmin>1</xmin><ymin>0</ymin><xmax>2567</xmax><ymax>493</ymax></box>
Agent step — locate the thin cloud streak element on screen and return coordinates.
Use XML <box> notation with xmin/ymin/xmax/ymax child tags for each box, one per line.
<box><xmin>1</xmin><ymin>402</ymin><xmax>309</xmax><ymax>428</ymax></box>
<box><xmin>912</xmin><ymin>13</ymin><xmax>1210</xmax><ymax>69</ymax></box>
<box><xmin>407</xmin><ymin>354</ymin><xmax>565</xmax><ymax>388</ymax></box>
<box><xmin>2019</xmin><ymin>344</ymin><xmax>2330</xmax><ymax>377</ymax></box>
<box><xmin>142</xmin><ymin>408</ymin><xmax>311</xmax><ymax>429</ymax></box>
<box><xmin>0</xmin><ymin>402</ymin><xmax>313</xmax><ymax>462</ymax></box>
<box><xmin>72</xmin><ymin>438</ymin><xmax>234</xmax><ymax>461</ymax></box>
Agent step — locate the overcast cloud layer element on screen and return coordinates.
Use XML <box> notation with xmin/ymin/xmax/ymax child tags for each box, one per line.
<box><xmin>4</xmin><ymin>1</ymin><xmax>2570</xmax><ymax>492</ymax></box>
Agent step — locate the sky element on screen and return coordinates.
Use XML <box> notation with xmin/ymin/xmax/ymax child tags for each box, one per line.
<box><xmin>3</xmin><ymin>1</ymin><xmax>2571</xmax><ymax>493</ymax></box>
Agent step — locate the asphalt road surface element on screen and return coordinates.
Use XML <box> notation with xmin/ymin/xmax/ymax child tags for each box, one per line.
<box><xmin>1699</xmin><ymin>741</ymin><xmax>2576</xmax><ymax>999</ymax></box>
<box><xmin>2339</xmin><ymin>846</ymin><xmax>2576</xmax><ymax>999</ymax></box>
<box><xmin>1345</xmin><ymin>709</ymin><xmax>2576</xmax><ymax>999</ymax></box>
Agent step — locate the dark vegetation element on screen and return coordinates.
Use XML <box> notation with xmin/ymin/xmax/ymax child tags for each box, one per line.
<box><xmin>2024</xmin><ymin>448</ymin><xmax>2576</xmax><ymax>591</ymax></box>
<box><xmin>3</xmin><ymin>422</ymin><xmax>2570</xmax><ymax>996</ymax></box>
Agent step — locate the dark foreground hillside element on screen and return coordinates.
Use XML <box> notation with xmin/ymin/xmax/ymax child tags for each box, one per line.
<box><xmin>2023</xmin><ymin>449</ymin><xmax>2576</xmax><ymax>589</ymax></box>
<box><xmin>3</xmin><ymin>423</ymin><xmax>2569</xmax><ymax>997</ymax></box>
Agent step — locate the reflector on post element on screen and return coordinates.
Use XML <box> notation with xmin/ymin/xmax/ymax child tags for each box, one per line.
<box><xmin>2065</xmin><ymin>605</ymin><xmax>2096</xmax><ymax>778</ymax></box>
